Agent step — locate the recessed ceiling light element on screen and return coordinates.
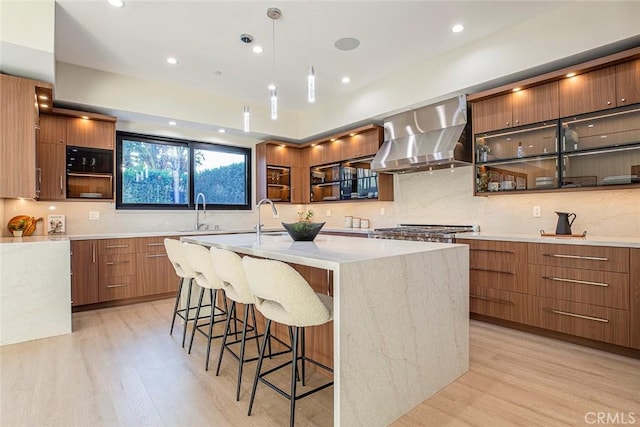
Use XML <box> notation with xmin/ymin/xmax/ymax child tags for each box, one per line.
<box><xmin>588</xmin><ymin>124</ymin><xmax>594</xmax><ymax>128</ymax></box>
<box><xmin>566</xmin><ymin>72</ymin><xmax>576</xmax><ymax>78</ymax></box>
<box><xmin>40</xmin><ymin>104</ymin><xmax>49</xmax><ymax>108</ymax></box>
<box><xmin>214</xmin><ymin>70</ymin><xmax>222</xmax><ymax>76</ymax></box>
<box><xmin>218</xmin><ymin>129</ymin><xmax>226</xmax><ymax>134</ymax></box>
<box><xmin>81</xmin><ymin>116</ymin><xmax>89</xmax><ymax>120</ymax></box>
<box><xmin>168</xmin><ymin>121</ymin><xmax>177</xmax><ymax>126</ymax></box>
<box><xmin>38</xmin><ymin>95</ymin><xmax>48</xmax><ymax>100</ymax></box>
<box><xmin>451</xmin><ymin>24</ymin><xmax>464</xmax><ymax>33</ymax></box>
<box><xmin>341</xmin><ymin>76</ymin><xmax>350</xmax><ymax>84</ymax></box>
<box><xmin>252</xmin><ymin>46</ymin><xmax>263</xmax><ymax>54</ymax></box>
<box><xmin>280</xmin><ymin>144</ymin><xmax>286</xmax><ymax>148</ymax></box>
<box><xmin>334</xmin><ymin>37</ymin><xmax>360</xmax><ymax>51</ymax></box>
<box><xmin>166</xmin><ymin>57</ymin><xmax>178</xmax><ymax>65</ymax></box>
<box><xmin>108</xmin><ymin>0</ymin><xmax>125</xmax><ymax>8</ymax></box>
<box><xmin>349</xmin><ymin>133</ymin><xmax>356</xmax><ymax>137</ymax></box>
<box><xmin>512</xmin><ymin>87</ymin><xmax>521</xmax><ymax>92</ymax></box>
<box><xmin>268</xmin><ymin>84</ymin><xmax>276</xmax><ymax>90</ymax></box>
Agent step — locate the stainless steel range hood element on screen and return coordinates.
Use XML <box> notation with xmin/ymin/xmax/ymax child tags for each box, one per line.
<box><xmin>371</xmin><ymin>95</ymin><xmax>471</xmax><ymax>173</ymax></box>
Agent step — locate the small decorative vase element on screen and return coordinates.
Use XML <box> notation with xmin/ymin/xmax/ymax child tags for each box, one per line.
<box><xmin>12</xmin><ymin>230</ymin><xmax>23</xmax><ymax>237</ymax></box>
<box><xmin>282</xmin><ymin>221</ymin><xmax>325</xmax><ymax>241</ymax></box>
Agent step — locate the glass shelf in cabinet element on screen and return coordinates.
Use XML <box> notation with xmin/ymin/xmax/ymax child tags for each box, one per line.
<box><xmin>476</xmin><ymin>153</ymin><xmax>558</xmax><ymax>167</ymax></box>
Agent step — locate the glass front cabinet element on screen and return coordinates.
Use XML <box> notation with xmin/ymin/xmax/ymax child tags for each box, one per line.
<box><xmin>266</xmin><ymin>165</ymin><xmax>291</xmax><ymax>202</ymax></box>
<box><xmin>475</xmin><ymin>105</ymin><xmax>640</xmax><ymax>194</ymax></box>
<box><xmin>310</xmin><ymin>158</ymin><xmax>380</xmax><ymax>202</ymax></box>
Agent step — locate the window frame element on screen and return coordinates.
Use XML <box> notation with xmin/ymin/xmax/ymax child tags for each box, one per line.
<box><xmin>116</xmin><ymin>131</ymin><xmax>252</xmax><ymax>211</ymax></box>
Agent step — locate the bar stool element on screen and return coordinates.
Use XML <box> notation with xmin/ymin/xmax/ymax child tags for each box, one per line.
<box><xmin>242</xmin><ymin>256</ymin><xmax>334</xmax><ymax>427</ymax></box>
<box><xmin>183</xmin><ymin>242</ymin><xmax>228</xmax><ymax>370</ymax></box>
<box><xmin>210</xmin><ymin>247</ymin><xmax>263</xmax><ymax>401</ymax></box>
<box><xmin>164</xmin><ymin>238</ymin><xmax>197</xmax><ymax>347</ymax></box>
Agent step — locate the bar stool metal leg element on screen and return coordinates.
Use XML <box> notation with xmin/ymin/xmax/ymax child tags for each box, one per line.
<box><xmin>248</xmin><ymin>319</ymin><xmax>272</xmax><ymax>416</ymax></box>
<box><xmin>169</xmin><ymin>277</ymin><xmax>185</xmax><ymax>335</ymax></box>
<box><xmin>181</xmin><ymin>277</ymin><xmax>193</xmax><ymax>348</ymax></box>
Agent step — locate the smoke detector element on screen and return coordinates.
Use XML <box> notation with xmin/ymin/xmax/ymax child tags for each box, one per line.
<box><xmin>240</xmin><ymin>33</ymin><xmax>254</xmax><ymax>44</ymax></box>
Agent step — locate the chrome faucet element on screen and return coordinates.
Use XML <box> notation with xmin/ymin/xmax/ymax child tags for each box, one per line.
<box><xmin>195</xmin><ymin>192</ymin><xmax>207</xmax><ymax>230</ymax></box>
<box><xmin>256</xmin><ymin>198</ymin><xmax>278</xmax><ymax>238</ymax></box>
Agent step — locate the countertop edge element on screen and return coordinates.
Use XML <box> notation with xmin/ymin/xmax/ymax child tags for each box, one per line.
<box><xmin>457</xmin><ymin>232</ymin><xmax>640</xmax><ymax>248</ymax></box>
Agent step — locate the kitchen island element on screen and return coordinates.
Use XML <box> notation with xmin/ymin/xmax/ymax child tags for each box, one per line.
<box><xmin>183</xmin><ymin>233</ymin><xmax>469</xmax><ymax>426</ymax></box>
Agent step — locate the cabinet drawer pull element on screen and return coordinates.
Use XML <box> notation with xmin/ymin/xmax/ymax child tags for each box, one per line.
<box><xmin>470</xmin><ymin>294</ymin><xmax>514</xmax><ymax>305</ymax></box>
<box><xmin>106</xmin><ymin>260</ymin><xmax>131</xmax><ymax>265</ymax></box>
<box><xmin>542</xmin><ymin>253</ymin><xmax>608</xmax><ymax>262</ymax></box>
<box><xmin>470</xmin><ymin>248</ymin><xmax>515</xmax><ymax>254</ymax></box>
<box><xmin>107</xmin><ymin>283</ymin><xmax>129</xmax><ymax>288</ymax></box>
<box><xmin>544</xmin><ymin>307</ymin><xmax>608</xmax><ymax>323</ymax></box>
<box><xmin>146</xmin><ymin>254</ymin><xmax>166</xmax><ymax>258</ymax></box>
<box><xmin>542</xmin><ymin>276</ymin><xmax>608</xmax><ymax>287</ymax></box>
<box><xmin>147</xmin><ymin>242</ymin><xmax>164</xmax><ymax>247</ymax></box>
<box><xmin>470</xmin><ymin>267</ymin><xmax>514</xmax><ymax>275</ymax></box>
<box><xmin>106</xmin><ymin>244</ymin><xmax>129</xmax><ymax>249</ymax></box>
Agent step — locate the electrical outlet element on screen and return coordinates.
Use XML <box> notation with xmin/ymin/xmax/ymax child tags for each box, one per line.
<box><xmin>326</xmin><ymin>210</ymin><xmax>332</xmax><ymax>217</ymax></box>
<box><xmin>532</xmin><ymin>206</ymin><xmax>541</xmax><ymax>218</ymax></box>
<box><xmin>380</xmin><ymin>208</ymin><xmax>386</xmax><ymax>216</ymax></box>
<box><xmin>89</xmin><ymin>211</ymin><xmax>100</xmax><ymax>221</ymax></box>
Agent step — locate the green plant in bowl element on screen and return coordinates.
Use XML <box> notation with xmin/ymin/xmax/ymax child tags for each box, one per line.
<box><xmin>282</xmin><ymin>221</ymin><xmax>325</xmax><ymax>241</ymax></box>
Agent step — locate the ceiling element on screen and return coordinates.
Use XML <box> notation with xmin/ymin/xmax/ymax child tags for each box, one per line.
<box><xmin>54</xmin><ymin>0</ymin><xmax>571</xmax><ymax>122</ymax></box>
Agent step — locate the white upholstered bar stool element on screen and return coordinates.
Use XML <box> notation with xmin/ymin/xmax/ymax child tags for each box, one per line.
<box><xmin>164</xmin><ymin>238</ymin><xmax>197</xmax><ymax>347</ymax></box>
<box><xmin>242</xmin><ymin>256</ymin><xmax>334</xmax><ymax>427</ymax></box>
<box><xmin>183</xmin><ymin>242</ymin><xmax>228</xmax><ymax>370</ymax></box>
<box><xmin>210</xmin><ymin>247</ymin><xmax>262</xmax><ymax>401</ymax></box>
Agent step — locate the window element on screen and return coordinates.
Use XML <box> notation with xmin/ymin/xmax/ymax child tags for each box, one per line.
<box><xmin>116</xmin><ymin>132</ymin><xmax>251</xmax><ymax>210</ymax></box>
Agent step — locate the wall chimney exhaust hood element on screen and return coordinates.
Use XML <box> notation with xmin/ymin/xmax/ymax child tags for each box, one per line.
<box><xmin>371</xmin><ymin>95</ymin><xmax>471</xmax><ymax>173</ymax></box>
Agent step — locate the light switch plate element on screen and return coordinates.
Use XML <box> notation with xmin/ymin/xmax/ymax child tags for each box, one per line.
<box><xmin>326</xmin><ymin>210</ymin><xmax>332</xmax><ymax>217</ymax></box>
<box><xmin>532</xmin><ymin>206</ymin><xmax>541</xmax><ymax>217</ymax></box>
<box><xmin>89</xmin><ymin>211</ymin><xmax>100</xmax><ymax>221</ymax></box>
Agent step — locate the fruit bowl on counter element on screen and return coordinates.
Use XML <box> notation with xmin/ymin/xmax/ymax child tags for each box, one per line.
<box><xmin>282</xmin><ymin>222</ymin><xmax>325</xmax><ymax>241</ymax></box>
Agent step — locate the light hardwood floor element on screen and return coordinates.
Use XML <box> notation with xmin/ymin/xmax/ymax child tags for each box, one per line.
<box><xmin>1</xmin><ymin>298</ymin><xmax>638</xmax><ymax>426</ymax></box>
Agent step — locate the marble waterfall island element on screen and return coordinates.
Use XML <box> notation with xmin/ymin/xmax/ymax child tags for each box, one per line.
<box><xmin>183</xmin><ymin>233</ymin><xmax>469</xmax><ymax>426</ymax></box>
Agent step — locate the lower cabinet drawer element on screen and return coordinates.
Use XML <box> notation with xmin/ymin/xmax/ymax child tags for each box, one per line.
<box><xmin>528</xmin><ymin>265</ymin><xmax>629</xmax><ymax>310</ymax></box>
<box><xmin>470</xmin><ymin>267</ymin><xmax>527</xmax><ymax>293</ymax></box>
<box><xmin>99</xmin><ymin>275</ymin><xmax>137</xmax><ymax>301</ymax></box>
<box><xmin>532</xmin><ymin>297</ymin><xmax>629</xmax><ymax>347</ymax></box>
<box><xmin>100</xmin><ymin>254</ymin><xmax>136</xmax><ymax>277</ymax></box>
<box><xmin>470</xmin><ymin>287</ymin><xmax>527</xmax><ymax>323</ymax></box>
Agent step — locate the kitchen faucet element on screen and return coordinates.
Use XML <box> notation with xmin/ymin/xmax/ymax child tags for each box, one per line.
<box><xmin>195</xmin><ymin>192</ymin><xmax>207</xmax><ymax>230</ymax></box>
<box><xmin>256</xmin><ymin>198</ymin><xmax>278</xmax><ymax>238</ymax></box>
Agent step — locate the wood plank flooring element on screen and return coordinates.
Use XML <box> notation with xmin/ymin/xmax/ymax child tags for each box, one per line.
<box><xmin>1</xmin><ymin>298</ymin><xmax>638</xmax><ymax>426</ymax></box>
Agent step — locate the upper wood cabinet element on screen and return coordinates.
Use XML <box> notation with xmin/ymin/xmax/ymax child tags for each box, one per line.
<box><xmin>559</xmin><ymin>67</ymin><xmax>617</xmax><ymax>117</ymax></box>
<box><xmin>67</xmin><ymin>117</ymin><xmax>115</xmax><ymax>149</ymax></box>
<box><xmin>256</xmin><ymin>141</ymin><xmax>307</xmax><ymax>204</ymax></box>
<box><xmin>0</xmin><ymin>74</ymin><xmax>52</xmax><ymax>198</ymax></box>
<box><xmin>616</xmin><ymin>59</ymin><xmax>640</xmax><ymax>106</ymax></box>
<box><xmin>472</xmin><ymin>81</ymin><xmax>559</xmax><ymax>134</ymax></box>
<box><xmin>38</xmin><ymin>114</ymin><xmax>68</xmax><ymax>144</ymax></box>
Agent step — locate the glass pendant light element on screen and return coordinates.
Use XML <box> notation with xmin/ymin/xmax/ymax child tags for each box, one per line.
<box><xmin>307</xmin><ymin>66</ymin><xmax>316</xmax><ymax>103</ymax></box>
<box><xmin>243</xmin><ymin>106</ymin><xmax>250</xmax><ymax>132</ymax></box>
<box><xmin>270</xmin><ymin>87</ymin><xmax>278</xmax><ymax>120</ymax></box>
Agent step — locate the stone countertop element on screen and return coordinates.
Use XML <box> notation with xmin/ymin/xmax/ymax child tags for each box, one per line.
<box><xmin>183</xmin><ymin>233</ymin><xmax>461</xmax><ymax>270</ymax></box>
<box><xmin>457</xmin><ymin>232</ymin><xmax>640</xmax><ymax>248</ymax></box>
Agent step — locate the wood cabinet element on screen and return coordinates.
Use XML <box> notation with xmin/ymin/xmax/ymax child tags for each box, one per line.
<box><xmin>39</xmin><ymin>114</ymin><xmax>68</xmax><ymax>144</ymax></box>
<box><xmin>67</xmin><ymin>117</ymin><xmax>115</xmax><ymax>149</ymax></box>
<box><xmin>70</xmin><ymin>240</ymin><xmax>100</xmax><ymax>306</ymax></box>
<box><xmin>457</xmin><ymin>239</ymin><xmax>528</xmax><ymax>323</ymax></box>
<box><xmin>461</xmin><ymin>239</ymin><xmax>635</xmax><ymax>350</ymax></box>
<box><xmin>559</xmin><ymin>59</ymin><xmax>639</xmax><ymax>117</ymax></box>
<box><xmin>616</xmin><ymin>59</ymin><xmax>640</xmax><ymax>106</ymax></box>
<box><xmin>98</xmin><ymin>238</ymin><xmax>137</xmax><ymax>301</ymax></box>
<box><xmin>72</xmin><ymin>236</ymin><xmax>179</xmax><ymax>307</ymax></box>
<box><xmin>36</xmin><ymin>141</ymin><xmax>66</xmax><ymax>200</ymax></box>
<box><xmin>256</xmin><ymin>142</ymin><xmax>307</xmax><ymax>204</ymax></box>
<box><xmin>0</xmin><ymin>74</ymin><xmax>52</xmax><ymax>198</ymax></box>
<box><xmin>630</xmin><ymin>249</ymin><xmax>640</xmax><ymax>349</ymax></box>
<box><xmin>136</xmin><ymin>236</ymin><xmax>177</xmax><ymax>296</ymax></box>
<box><xmin>472</xmin><ymin>82</ymin><xmax>559</xmax><ymax>134</ymax></box>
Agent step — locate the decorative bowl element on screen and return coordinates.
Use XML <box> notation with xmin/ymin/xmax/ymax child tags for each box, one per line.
<box><xmin>282</xmin><ymin>221</ymin><xmax>325</xmax><ymax>241</ymax></box>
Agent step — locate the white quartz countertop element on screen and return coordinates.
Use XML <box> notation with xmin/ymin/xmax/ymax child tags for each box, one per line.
<box><xmin>458</xmin><ymin>232</ymin><xmax>640</xmax><ymax>248</ymax></box>
<box><xmin>183</xmin><ymin>233</ymin><xmax>461</xmax><ymax>270</ymax></box>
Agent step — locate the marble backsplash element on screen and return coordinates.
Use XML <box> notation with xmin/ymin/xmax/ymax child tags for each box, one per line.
<box><xmin>2</xmin><ymin>167</ymin><xmax>639</xmax><ymax>237</ymax></box>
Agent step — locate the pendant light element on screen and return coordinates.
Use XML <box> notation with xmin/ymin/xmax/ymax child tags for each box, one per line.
<box><xmin>307</xmin><ymin>1</ymin><xmax>316</xmax><ymax>103</ymax></box>
<box><xmin>267</xmin><ymin>7</ymin><xmax>281</xmax><ymax>120</ymax></box>
<box><xmin>243</xmin><ymin>106</ymin><xmax>250</xmax><ymax>132</ymax></box>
